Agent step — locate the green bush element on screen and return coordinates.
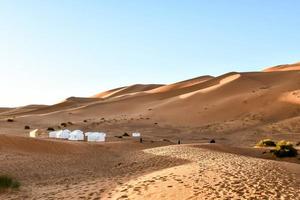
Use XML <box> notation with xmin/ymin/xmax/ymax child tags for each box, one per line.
<box><xmin>256</xmin><ymin>139</ymin><xmax>276</xmax><ymax>147</ymax></box>
<box><xmin>271</xmin><ymin>140</ymin><xmax>298</xmax><ymax>157</ymax></box>
<box><xmin>0</xmin><ymin>175</ymin><xmax>20</xmax><ymax>191</ymax></box>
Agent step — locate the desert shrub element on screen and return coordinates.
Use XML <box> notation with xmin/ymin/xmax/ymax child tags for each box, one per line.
<box><xmin>115</xmin><ymin>136</ymin><xmax>123</xmax><ymax>139</ymax></box>
<box><xmin>296</xmin><ymin>142</ymin><xmax>300</xmax><ymax>146</ymax></box>
<box><xmin>47</xmin><ymin>127</ymin><xmax>55</xmax><ymax>131</ymax></box>
<box><xmin>122</xmin><ymin>132</ymin><xmax>130</xmax><ymax>137</ymax></box>
<box><xmin>6</xmin><ymin>119</ymin><xmax>14</xmax><ymax>122</ymax></box>
<box><xmin>271</xmin><ymin>140</ymin><xmax>298</xmax><ymax>157</ymax></box>
<box><xmin>0</xmin><ymin>175</ymin><xmax>20</xmax><ymax>191</ymax></box>
<box><xmin>210</xmin><ymin>139</ymin><xmax>216</xmax><ymax>143</ymax></box>
<box><xmin>24</xmin><ymin>125</ymin><xmax>30</xmax><ymax>130</ymax></box>
<box><xmin>60</xmin><ymin>123</ymin><xmax>67</xmax><ymax>127</ymax></box>
<box><xmin>83</xmin><ymin>120</ymin><xmax>87</xmax><ymax>123</ymax></box>
<box><xmin>67</xmin><ymin>122</ymin><xmax>73</xmax><ymax>125</ymax></box>
<box><xmin>256</xmin><ymin>139</ymin><xmax>276</xmax><ymax>147</ymax></box>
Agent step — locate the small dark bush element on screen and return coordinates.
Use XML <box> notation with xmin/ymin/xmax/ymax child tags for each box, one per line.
<box><xmin>67</xmin><ymin>122</ymin><xmax>73</xmax><ymax>125</ymax></box>
<box><xmin>296</xmin><ymin>142</ymin><xmax>300</xmax><ymax>146</ymax></box>
<box><xmin>256</xmin><ymin>139</ymin><xmax>276</xmax><ymax>147</ymax></box>
<box><xmin>154</xmin><ymin>122</ymin><xmax>158</xmax><ymax>125</ymax></box>
<box><xmin>7</xmin><ymin>119</ymin><xmax>14</xmax><ymax>122</ymax></box>
<box><xmin>60</xmin><ymin>123</ymin><xmax>67</xmax><ymax>127</ymax></box>
<box><xmin>24</xmin><ymin>125</ymin><xmax>30</xmax><ymax>130</ymax></box>
<box><xmin>83</xmin><ymin>120</ymin><xmax>87</xmax><ymax>123</ymax></box>
<box><xmin>115</xmin><ymin>136</ymin><xmax>123</xmax><ymax>139</ymax></box>
<box><xmin>0</xmin><ymin>175</ymin><xmax>20</xmax><ymax>190</ymax></box>
<box><xmin>122</xmin><ymin>132</ymin><xmax>130</xmax><ymax>137</ymax></box>
<box><xmin>47</xmin><ymin>127</ymin><xmax>55</xmax><ymax>131</ymax></box>
<box><xmin>271</xmin><ymin>140</ymin><xmax>298</xmax><ymax>158</ymax></box>
<box><xmin>210</xmin><ymin>139</ymin><xmax>216</xmax><ymax>143</ymax></box>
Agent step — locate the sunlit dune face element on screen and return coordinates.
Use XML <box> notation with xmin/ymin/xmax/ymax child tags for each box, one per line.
<box><xmin>279</xmin><ymin>90</ymin><xmax>300</xmax><ymax>105</ymax></box>
<box><xmin>179</xmin><ymin>74</ymin><xmax>241</xmax><ymax>99</ymax></box>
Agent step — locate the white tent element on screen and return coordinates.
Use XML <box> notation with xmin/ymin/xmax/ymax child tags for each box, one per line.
<box><xmin>87</xmin><ymin>132</ymin><xmax>106</xmax><ymax>142</ymax></box>
<box><xmin>132</xmin><ymin>132</ymin><xmax>141</xmax><ymax>137</ymax></box>
<box><xmin>49</xmin><ymin>131</ymin><xmax>57</xmax><ymax>138</ymax></box>
<box><xmin>29</xmin><ymin>129</ymin><xmax>43</xmax><ymax>138</ymax></box>
<box><xmin>56</xmin><ymin>129</ymin><xmax>71</xmax><ymax>139</ymax></box>
<box><xmin>69</xmin><ymin>130</ymin><xmax>84</xmax><ymax>141</ymax></box>
<box><xmin>85</xmin><ymin>132</ymin><xmax>93</xmax><ymax>136</ymax></box>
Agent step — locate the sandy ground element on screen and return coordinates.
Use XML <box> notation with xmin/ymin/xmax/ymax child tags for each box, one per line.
<box><xmin>110</xmin><ymin>145</ymin><xmax>300</xmax><ymax>200</ymax></box>
<box><xmin>1</xmin><ymin>137</ymin><xmax>299</xmax><ymax>199</ymax></box>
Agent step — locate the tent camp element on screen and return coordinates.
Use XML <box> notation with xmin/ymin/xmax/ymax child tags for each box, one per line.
<box><xmin>132</xmin><ymin>132</ymin><xmax>141</xmax><ymax>137</ymax></box>
<box><xmin>49</xmin><ymin>131</ymin><xmax>57</xmax><ymax>138</ymax></box>
<box><xmin>69</xmin><ymin>130</ymin><xmax>84</xmax><ymax>141</ymax></box>
<box><xmin>86</xmin><ymin>132</ymin><xmax>106</xmax><ymax>142</ymax></box>
<box><xmin>56</xmin><ymin>129</ymin><xmax>71</xmax><ymax>139</ymax></box>
<box><xmin>29</xmin><ymin>129</ymin><xmax>44</xmax><ymax>138</ymax></box>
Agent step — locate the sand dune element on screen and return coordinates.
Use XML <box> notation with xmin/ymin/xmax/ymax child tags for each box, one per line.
<box><xmin>264</xmin><ymin>61</ymin><xmax>300</xmax><ymax>72</ymax></box>
<box><xmin>93</xmin><ymin>84</ymin><xmax>164</xmax><ymax>99</ymax></box>
<box><xmin>147</xmin><ymin>76</ymin><xmax>214</xmax><ymax>94</ymax></box>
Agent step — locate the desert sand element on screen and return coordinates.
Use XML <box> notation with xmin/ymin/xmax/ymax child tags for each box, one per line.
<box><xmin>1</xmin><ymin>61</ymin><xmax>300</xmax><ymax>199</ymax></box>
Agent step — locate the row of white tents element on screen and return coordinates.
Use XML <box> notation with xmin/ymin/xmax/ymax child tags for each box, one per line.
<box><xmin>48</xmin><ymin>129</ymin><xmax>107</xmax><ymax>142</ymax></box>
<box><xmin>29</xmin><ymin>129</ymin><xmax>141</xmax><ymax>142</ymax></box>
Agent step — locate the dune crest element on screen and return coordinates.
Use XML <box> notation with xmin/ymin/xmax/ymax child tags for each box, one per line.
<box><xmin>263</xmin><ymin>61</ymin><xmax>300</xmax><ymax>72</ymax></box>
<box><xmin>180</xmin><ymin>73</ymin><xmax>241</xmax><ymax>99</ymax></box>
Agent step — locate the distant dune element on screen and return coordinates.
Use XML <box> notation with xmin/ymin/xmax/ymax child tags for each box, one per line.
<box><xmin>0</xmin><ymin>63</ymin><xmax>300</xmax><ymax>138</ymax></box>
<box><xmin>1</xmin><ymin>61</ymin><xmax>300</xmax><ymax>140</ymax></box>
<box><xmin>264</xmin><ymin>61</ymin><xmax>300</xmax><ymax>72</ymax></box>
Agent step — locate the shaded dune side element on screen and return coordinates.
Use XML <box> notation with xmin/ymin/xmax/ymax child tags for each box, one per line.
<box><xmin>93</xmin><ymin>84</ymin><xmax>164</xmax><ymax>99</ymax></box>
<box><xmin>150</xmin><ymin>71</ymin><xmax>300</xmax><ymax>126</ymax></box>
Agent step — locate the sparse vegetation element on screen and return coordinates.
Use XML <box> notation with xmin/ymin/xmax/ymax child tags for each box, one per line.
<box><xmin>24</xmin><ymin>125</ymin><xmax>30</xmax><ymax>130</ymax></box>
<box><xmin>6</xmin><ymin>119</ymin><xmax>14</xmax><ymax>122</ymax></box>
<box><xmin>210</xmin><ymin>139</ymin><xmax>216</xmax><ymax>143</ymax></box>
<box><xmin>256</xmin><ymin>139</ymin><xmax>276</xmax><ymax>147</ymax></box>
<box><xmin>115</xmin><ymin>136</ymin><xmax>123</xmax><ymax>139</ymax></box>
<box><xmin>47</xmin><ymin>127</ymin><xmax>55</xmax><ymax>131</ymax></box>
<box><xmin>83</xmin><ymin>120</ymin><xmax>87</xmax><ymax>123</ymax></box>
<box><xmin>296</xmin><ymin>142</ymin><xmax>300</xmax><ymax>146</ymax></box>
<box><xmin>67</xmin><ymin>122</ymin><xmax>73</xmax><ymax>125</ymax></box>
<box><xmin>122</xmin><ymin>132</ymin><xmax>130</xmax><ymax>137</ymax></box>
<box><xmin>0</xmin><ymin>175</ymin><xmax>20</xmax><ymax>191</ymax></box>
<box><xmin>271</xmin><ymin>140</ymin><xmax>298</xmax><ymax>158</ymax></box>
<box><xmin>60</xmin><ymin>123</ymin><xmax>67</xmax><ymax>127</ymax></box>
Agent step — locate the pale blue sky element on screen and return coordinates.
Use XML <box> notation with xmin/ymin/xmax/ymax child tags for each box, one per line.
<box><xmin>1</xmin><ymin>0</ymin><xmax>300</xmax><ymax>107</ymax></box>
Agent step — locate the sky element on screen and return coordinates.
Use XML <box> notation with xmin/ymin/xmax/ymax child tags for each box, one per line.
<box><xmin>0</xmin><ymin>0</ymin><xmax>300</xmax><ymax>107</ymax></box>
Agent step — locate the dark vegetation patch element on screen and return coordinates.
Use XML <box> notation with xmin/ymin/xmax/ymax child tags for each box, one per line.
<box><xmin>271</xmin><ymin>140</ymin><xmax>298</xmax><ymax>158</ymax></box>
<box><xmin>256</xmin><ymin>139</ymin><xmax>276</xmax><ymax>147</ymax></box>
<box><xmin>210</xmin><ymin>139</ymin><xmax>216</xmax><ymax>143</ymax></box>
<box><xmin>24</xmin><ymin>125</ymin><xmax>30</xmax><ymax>130</ymax></box>
<box><xmin>60</xmin><ymin>123</ymin><xmax>67</xmax><ymax>127</ymax></box>
<box><xmin>47</xmin><ymin>127</ymin><xmax>55</xmax><ymax>131</ymax></box>
<box><xmin>0</xmin><ymin>175</ymin><xmax>20</xmax><ymax>191</ymax></box>
<box><xmin>122</xmin><ymin>132</ymin><xmax>130</xmax><ymax>137</ymax></box>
